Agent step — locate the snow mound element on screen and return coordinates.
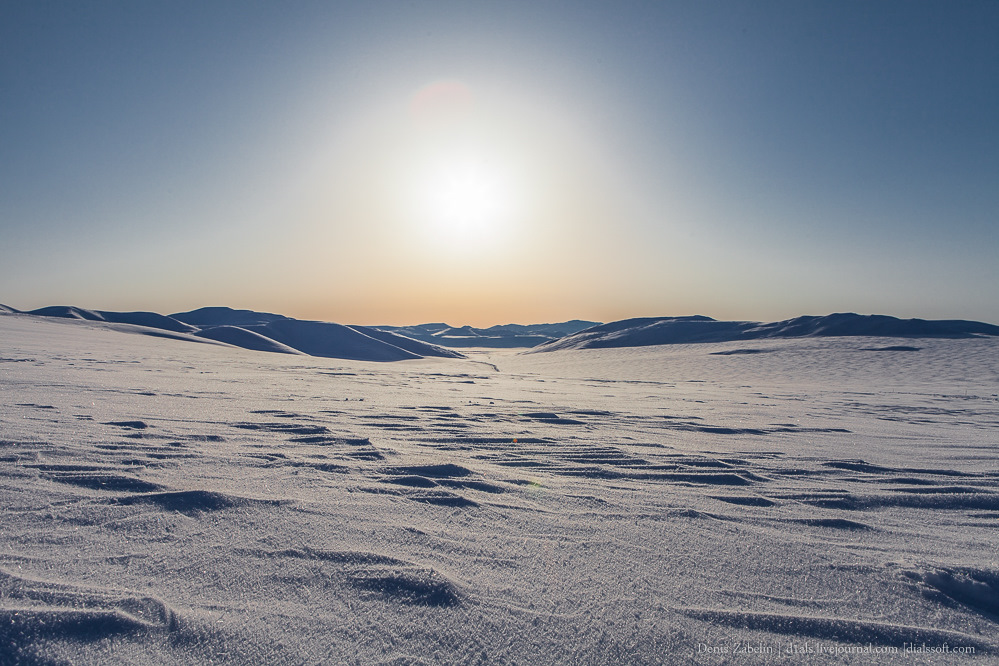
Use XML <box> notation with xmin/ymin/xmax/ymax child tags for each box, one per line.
<box><xmin>170</xmin><ymin>306</ymin><xmax>290</xmax><ymax>327</ymax></box>
<box><xmin>243</xmin><ymin>319</ymin><xmax>424</xmax><ymax>361</ymax></box>
<box><xmin>194</xmin><ymin>326</ymin><xmax>305</xmax><ymax>355</ymax></box>
<box><xmin>22</xmin><ymin>305</ymin><xmax>466</xmax><ymax>361</ymax></box>
<box><xmin>349</xmin><ymin>325</ymin><xmax>464</xmax><ymax>359</ymax></box>
<box><xmin>28</xmin><ymin>305</ymin><xmax>106</xmax><ymax>321</ymax></box>
<box><xmin>98</xmin><ymin>311</ymin><xmax>198</xmax><ymax>333</ymax></box>
<box><xmin>28</xmin><ymin>306</ymin><xmax>197</xmax><ymax>333</ymax></box>
<box><xmin>919</xmin><ymin>568</ymin><xmax>999</xmax><ymax>619</ymax></box>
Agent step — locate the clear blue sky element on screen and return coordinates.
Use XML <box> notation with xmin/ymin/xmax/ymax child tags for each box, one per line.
<box><xmin>2</xmin><ymin>1</ymin><xmax>996</xmax><ymax>325</ymax></box>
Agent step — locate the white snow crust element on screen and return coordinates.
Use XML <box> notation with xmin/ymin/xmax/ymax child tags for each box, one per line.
<box><xmin>1</xmin><ymin>313</ymin><xmax>997</xmax><ymax>664</ymax></box>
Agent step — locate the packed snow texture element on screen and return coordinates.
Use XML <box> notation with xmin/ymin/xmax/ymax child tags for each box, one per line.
<box><xmin>1</xmin><ymin>312</ymin><xmax>998</xmax><ymax>664</ymax></box>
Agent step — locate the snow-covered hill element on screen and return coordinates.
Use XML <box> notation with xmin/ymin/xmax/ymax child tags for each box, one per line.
<box><xmin>530</xmin><ymin>313</ymin><xmax>999</xmax><ymax>352</ymax></box>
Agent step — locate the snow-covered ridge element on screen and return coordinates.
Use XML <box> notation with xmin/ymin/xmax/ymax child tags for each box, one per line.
<box><xmin>529</xmin><ymin>313</ymin><xmax>999</xmax><ymax>352</ymax></box>
<box><xmin>1</xmin><ymin>305</ymin><xmax>462</xmax><ymax>362</ymax></box>
<box><xmin>376</xmin><ymin>320</ymin><xmax>599</xmax><ymax>348</ymax></box>
<box><xmin>5</xmin><ymin>305</ymin><xmax>997</xmax><ymax>361</ymax></box>
<box><xmin>0</xmin><ymin>303</ymin><xmax>599</xmax><ymax>356</ymax></box>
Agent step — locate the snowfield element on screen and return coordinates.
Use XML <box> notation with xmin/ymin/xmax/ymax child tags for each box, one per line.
<box><xmin>1</xmin><ymin>313</ymin><xmax>997</xmax><ymax>664</ymax></box>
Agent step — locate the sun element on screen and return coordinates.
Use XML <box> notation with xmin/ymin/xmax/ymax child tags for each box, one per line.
<box><xmin>407</xmin><ymin>153</ymin><xmax>518</xmax><ymax>250</ymax></box>
<box><xmin>393</xmin><ymin>80</ymin><xmax>528</xmax><ymax>254</ymax></box>
<box><xmin>421</xmin><ymin>159</ymin><xmax>510</xmax><ymax>234</ymax></box>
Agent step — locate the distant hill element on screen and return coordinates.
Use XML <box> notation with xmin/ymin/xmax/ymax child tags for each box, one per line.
<box><xmin>529</xmin><ymin>313</ymin><xmax>999</xmax><ymax>352</ymax></box>
<box><xmin>237</xmin><ymin>319</ymin><xmax>463</xmax><ymax>362</ymax></box>
<box><xmin>12</xmin><ymin>306</ymin><xmax>464</xmax><ymax>362</ymax></box>
<box><xmin>27</xmin><ymin>306</ymin><xmax>198</xmax><ymax>333</ymax></box>
<box><xmin>13</xmin><ymin>305</ymin><xmax>996</xmax><ymax>358</ymax></box>
<box><xmin>192</xmin><ymin>326</ymin><xmax>306</xmax><ymax>355</ymax></box>
<box><xmin>379</xmin><ymin>320</ymin><xmax>599</xmax><ymax>348</ymax></box>
<box><xmin>171</xmin><ymin>306</ymin><xmax>290</xmax><ymax>327</ymax></box>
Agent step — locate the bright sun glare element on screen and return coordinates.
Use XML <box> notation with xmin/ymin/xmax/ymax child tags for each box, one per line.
<box><xmin>401</xmin><ymin>80</ymin><xmax>521</xmax><ymax>252</ymax></box>
<box><xmin>416</xmin><ymin>158</ymin><xmax>513</xmax><ymax>243</ymax></box>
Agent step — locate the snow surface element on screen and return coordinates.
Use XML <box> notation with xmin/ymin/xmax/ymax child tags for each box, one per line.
<box><xmin>1</xmin><ymin>312</ymin><xmax>998</xmax><ymax>664</ymax></box>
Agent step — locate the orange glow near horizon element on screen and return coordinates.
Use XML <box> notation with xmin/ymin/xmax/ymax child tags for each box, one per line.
<box><xmin>261</xmin><ymin>76</ymin><xmax>648</xmax><ymax>328</ymax></box>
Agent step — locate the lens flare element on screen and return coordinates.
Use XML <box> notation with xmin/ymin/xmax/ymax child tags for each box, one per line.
<box><xmin>409</xmin><ymin>80</ymin><xmax>474</xmax><ymax>126</ymax></box>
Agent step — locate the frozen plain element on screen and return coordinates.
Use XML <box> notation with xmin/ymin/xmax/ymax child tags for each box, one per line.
<box><xmin>1</xmin><ymin>313</ymin><xmax>997</xmax><ymax>664</ymax></box>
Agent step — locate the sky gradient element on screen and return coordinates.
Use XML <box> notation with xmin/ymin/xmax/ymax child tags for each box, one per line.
<box><xmin>2</xmin><ymin>1</ymin><xmax>997</xmax><ymax>326</ymax></box>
